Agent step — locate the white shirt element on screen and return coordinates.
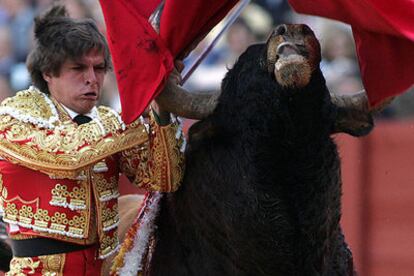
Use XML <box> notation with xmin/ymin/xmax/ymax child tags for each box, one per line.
<box><xmin>61</xmin><ymin>104</ymin><xmax>99</xmax><ymax>120</ymax></box>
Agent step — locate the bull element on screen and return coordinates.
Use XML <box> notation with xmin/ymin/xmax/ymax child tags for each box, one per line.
<box><xmin>118</xmin><ymin>23</ymin><xmax>375</xmax><ymax>276</ymax></box>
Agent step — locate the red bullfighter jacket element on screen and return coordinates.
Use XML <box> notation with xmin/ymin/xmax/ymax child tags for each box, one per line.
<box><xmin>0</xmin><ymin>86</ymin><xmax>185</xmax><ymax>259</ymax></box>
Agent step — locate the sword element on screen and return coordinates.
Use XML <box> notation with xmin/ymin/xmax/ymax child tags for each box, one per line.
<box><xmin>180</xmin><ymin>0</ymin><xmax>251</xmax><ymax>85</ymax></box>
<box><xmin>149</xmin><ymin>0</ymin><xmax>251</xmax><ymax>85</ymax></box>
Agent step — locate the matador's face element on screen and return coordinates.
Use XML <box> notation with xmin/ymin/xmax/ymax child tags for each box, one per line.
<box><xmin>43</xmin><ymin>48</ymin><xmax>106</xmax><ymax>114</ymax></box>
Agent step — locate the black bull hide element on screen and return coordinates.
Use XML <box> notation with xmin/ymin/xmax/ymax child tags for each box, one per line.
<box><xmin>148</xmin><ymin>25</ymin><xmax>370</xmax><ymax>276</ymax></box>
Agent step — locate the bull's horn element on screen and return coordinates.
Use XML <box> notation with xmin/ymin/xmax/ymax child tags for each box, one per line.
<box><xmin>330</xmin><ymin>90</ymin><xmax>372</xmax><ymax>137</ymax></box>
<box><xmin>148</xmin><ymin>1</ymin><xmax>220</xmax><ymax>119</ymax></box>
<box><xmin>156</xmin><ymin>80</ymin><xmax>220</xmax><ymax>120</ymax></box>
<box><xmin>330</xmin><ymin>90</ymin><xmax>369</xmax><ymax>112</ymax></box>
<box><xmin>331</xmin><ymin>89</ymin><xmax>394</xmax><ymax>113</ymax></box>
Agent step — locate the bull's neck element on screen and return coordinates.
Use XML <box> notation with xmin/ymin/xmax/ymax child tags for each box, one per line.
<box><xmin>284</xmin><ymin>73</ymin><xmax>332</xmax><ymax>136</ymax></box>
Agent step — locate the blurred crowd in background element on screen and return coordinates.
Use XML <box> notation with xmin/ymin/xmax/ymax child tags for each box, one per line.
<box><xmin>0</xmin><ymin>0</ymin><xmax>413</xmax><ymax>118</ymax></box>
<box><xmin>0</xmin><ymin>1</ymin><xmax>413</xmax><ymax>272</ymax></box>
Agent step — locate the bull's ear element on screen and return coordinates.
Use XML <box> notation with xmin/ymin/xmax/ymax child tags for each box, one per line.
<box><xmin>332</xmin><ymin>107</ymin><xmax>374</xmax><ymax>137</ymax></box>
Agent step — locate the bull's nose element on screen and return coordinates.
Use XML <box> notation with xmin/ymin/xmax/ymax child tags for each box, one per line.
<box><xmin>277</xmin><ymin>42</ymin><xmax>299</xmax><ymax>57</ymax></box>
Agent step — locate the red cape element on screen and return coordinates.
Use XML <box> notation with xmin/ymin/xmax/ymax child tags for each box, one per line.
<box><xmin>99</xmin><ymin>0</ymin><xmax>238</xmax><ymax>123</ymax></box>
<box><xmin>288</xmin><ymin>0</ymin><xmax>414</xmax><ymax>107</ymax></box>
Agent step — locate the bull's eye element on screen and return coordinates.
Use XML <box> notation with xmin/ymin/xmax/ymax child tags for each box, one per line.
<box><xmin>301</xmin><ymin>25</ymin><xmax>313</xmax><ymax>36</ymax></box>
<box><xmin>275</xmin><ymin>24</ymin><xmax>287</xmax><ymax>36</ymax></box>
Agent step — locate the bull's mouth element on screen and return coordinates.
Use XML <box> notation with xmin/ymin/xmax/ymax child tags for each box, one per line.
<box><xmin>273</xmin><ymin>42</ymin><xmax>312</xmax><ymax>89</ymax></box>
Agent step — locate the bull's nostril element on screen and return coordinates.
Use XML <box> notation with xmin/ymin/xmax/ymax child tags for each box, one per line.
<box><xmin>276</xmin><ymin>24</ymin><xmax>287</xmax><ymax>36</ymax></box>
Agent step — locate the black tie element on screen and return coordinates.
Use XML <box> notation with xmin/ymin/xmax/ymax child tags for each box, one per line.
<box><xmin>73</xmin><ymin>115</ymin><xmax>92</xmax><ymax>125</ymax></box>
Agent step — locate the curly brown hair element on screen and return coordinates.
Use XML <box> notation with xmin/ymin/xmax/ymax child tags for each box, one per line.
<box><xmin>26</xmin><ymin>5</ymin><xmax>112</xmax><ymax>94</ymax></box>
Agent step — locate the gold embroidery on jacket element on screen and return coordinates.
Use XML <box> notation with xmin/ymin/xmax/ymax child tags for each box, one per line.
<box><xmin>7</xmin><ymin>257</ymin><xmax>41</xmax><ymax>275</ymax></box>
<box><xmin>0</xmin><ymin>118</ymin><xmax>148</xmax><ymax>179</ymax></box>
<box><xmin>3</xmin><ymin>202</ymin><xmax>88</xmax><ymax>238</ymax></box>
<box><xmin>0</xmin><ymin>174</ymin><xmax>7</xmax><ymax>203</ymax></box>
<box><xmin>118</xmin><ymin>115</ymin><xmax>185</xmax><ymax>192</ymax></box>
<box><xmin>39</xmin><ymin>254</ymin><xmax>65</xmax><ymax>276</ymax></box>
<box><xmin>2</xmin><ymin>197</ymin><xmax>39</xmax><ymax>222</ymax></box>
<box><xmin>99</xmin><ymin>234</ymin><xmax>119</xmax><ymax>257</ymax></box>
<box><xmin>161</xmin><ymin>122</ymin><xmax>186</xmax><ymax>192</ymax></box>
<box><xmin>0</xmin><ymin>88</ymin><xmax>59</xmax><ymax>128</ymax></box>
<box><xmin>6</xmin><ymin>254</ymin><xmax>65</xmax><ymax>276</ymax></box>
<box><xmin>120</xmin><ymin>143</ymin><xmax>151</xmax><ymax>186</ymax></box>
<box><xmin>90</xmin><ymin>172</ymin><xmax>119</xmax><ymax>258</ymax></box>
<box><xmin>141</xmin><ymin>114</ymin><xmax>185</xmax><ymax>192</ymax></box>
<box><xmin>94</xmin><ymin>174</ymin><xmax>119</xmax><ymax>201</ymax></box>
<box><xmin>101</xmin><ymin>203</ymin><xmax>119</xmax><ymax>231</ymax></box>
<box><xmin>0</xmin><ymin>89</ymin><xmax>149</xmax><ymax>179</ymax></box>
<box><xmin>50</xmin><ymin>183</ymin><xmax>87</xmax><ymax>210</ymax></box>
